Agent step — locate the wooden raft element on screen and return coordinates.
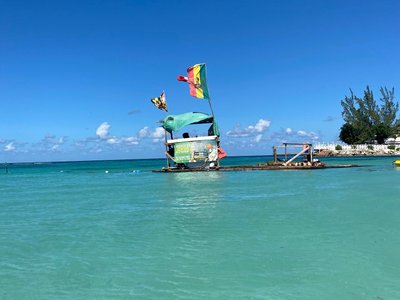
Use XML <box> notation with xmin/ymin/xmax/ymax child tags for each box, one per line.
<box><xmin>152</xmin><ymin>164</ymin><xmax>359</xmax><ymax>173</ymax></box>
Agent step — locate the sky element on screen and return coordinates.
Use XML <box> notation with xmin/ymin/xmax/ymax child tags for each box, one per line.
<box><xmin>1</xmin><ymin>0</ymin><xmax>399</xmax><ymax>162</ymax></box>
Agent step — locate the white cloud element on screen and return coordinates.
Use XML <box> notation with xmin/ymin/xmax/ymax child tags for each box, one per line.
<box><xmin>121</xmin><ymin>137</ymin><xmax>139</xmax><ymax>145</ymax></box>
<box><xmin>138</xmin><ymin>126</ymin><xmax>151</xmax><ymax>138</ymax></box>
<box><xmin>296</xmin><ymin>130</ymin><xmax>319</xmax><ymax>140</ymax></box>
<box><xmin>151</xmin><ymin>127</ymin><xmax>165</xmax><ymax>142</ymax></box>
<box><xmin>40</xmin><ymin>135</ymin><xmax>66</xmax><ymax>152</ymax></box>
<box><xmin>4</xmin><ymin>142</ymin><xmax>15</xmax><ymax>152</ymax></box>
<box><xmin>226</xmin><ymin>125</ymin><xmax>249</xmax><ymax>137</ymax></box>
<box><xmin>138</xmin><ymin>126</ymin><xmax>165</xmax><ymax>142</ymax></box>
<box><xmin>254</xmin><ymin>119</ymin><xmax>271</xmax><ymax>132</ymax></box>
<box><xmin>152</xmin><ymin>127</ymin><xmax>165</xmax><ymax>139</ymax></box>
<box><xmin>226</xmin><ymin>118</ymin><xmax>271</xmax><ymax>137</ymax></box>
<box><xmin>255</xmin><ymin>134</ymin><xmax>262</xmax><ymax>143</ymax></box>
<box><xmin>297</xmin><ymin>130</ymin><xmax>307</xmax><ymax>136</ymax></box>
<box><xmin>106</xmin><ymin>137</ymin><xmax>119</xmax><ymax>144</ymax></box>
<box><xmin>73</xmin><ymin>122</ymin><xmax>141</xmax><ymax>156</ymax></box>
<box><xmin>94</xmin><ymin>122</ymin><xmax>140</xmax><ymax>148</ymax></box>
<box><xmin>96</xmin><ymin>122</ymin><xmax>110</xmax><ymax>139</ymax></box>
<box><xmin>269</xmin><ymin>127</ymin><xmax>321</xmax><ymax>144</ymax></box>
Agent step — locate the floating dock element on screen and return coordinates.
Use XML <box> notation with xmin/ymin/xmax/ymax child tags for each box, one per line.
<box><xmin>153</xmin><ymin>142</ymin><xmax>361</xmax><ymax>172</ymax></box>
<box><xmin>153</xmin><ymin>163</ymin><xmax>359</xmax><ymax>173</ymax></box>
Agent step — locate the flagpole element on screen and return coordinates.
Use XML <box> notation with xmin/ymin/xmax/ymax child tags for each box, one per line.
<box><xmin>203</xmin><ymin>65</ymin><xmax>222</xmax><ymax>168</ymax></box>
<box><xmin>204</xmin><ymin>64</ymin><xmax>215</xmax><ymax>117</ymax></box>
<box><xmin>207</xmin><ymin>96</ymin><xmax>215</xmax><ymax>117</ymax></box>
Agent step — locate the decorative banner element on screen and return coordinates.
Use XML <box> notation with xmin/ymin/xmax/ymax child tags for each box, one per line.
<box><xmin>174</xmin><ymin>139</ymin><xmax>218</xmax><ymax>163</ymax></box>
<box><xmin>177</xmin><ymin>63</ymin><xmax>209</xmax><ymax>99</ymax></box>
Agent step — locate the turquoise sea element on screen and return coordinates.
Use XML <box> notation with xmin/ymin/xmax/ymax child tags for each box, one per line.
<box><xmin>1</xmin><ymin>156</ymin><xmax>400</xmax><ymax>299</ymax></box>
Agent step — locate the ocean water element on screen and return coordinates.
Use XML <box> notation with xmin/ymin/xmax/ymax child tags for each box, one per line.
<box><xmin>1</xmin><ymin>156</ymin><xmax>400</xmax><ymax>299</ymax></box>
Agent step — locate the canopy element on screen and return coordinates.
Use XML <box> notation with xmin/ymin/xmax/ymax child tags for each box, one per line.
<box><xmin>161</xmin><ymin>112</ymin><xmax>220</xmax><ymax>136</ymax></box>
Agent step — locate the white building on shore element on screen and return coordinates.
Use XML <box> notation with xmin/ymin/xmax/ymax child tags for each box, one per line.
<box><xmin>314</xmin><ymin>141</ymin><xmax>400</xmax><ymax>156</ymax></box>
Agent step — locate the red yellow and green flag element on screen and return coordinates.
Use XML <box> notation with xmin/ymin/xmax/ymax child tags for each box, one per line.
<box><xmin>177</xmin><ymin>63</ymin><xmax>209</xmax><ymax>99</ymax></box>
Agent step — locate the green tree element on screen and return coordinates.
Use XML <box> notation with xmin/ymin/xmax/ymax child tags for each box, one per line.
<box><xmin>379</xmin><ymin>87</ymin><xmax>400</xmax><ymax>136</ymax></box>
<box><xmin>374</xmin><ymin>123</ymin><xmax>391</xmax><ymax>144</ymax></box>
<box><xmin>340</xmin><ymin>86</ymin><xmax>399</xmax><ymax>144</ymax></box>
<box><xmin>379</xmin><ymin>87</ymin><xmax>398</xmax><ymax>125</ymax></box>
<box><xmin>339</xmin><ymin>123</ymin><xmax>359</xmax><ymax>145</ymax></box>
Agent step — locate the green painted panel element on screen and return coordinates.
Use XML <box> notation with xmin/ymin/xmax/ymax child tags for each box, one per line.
<box><xmin>174</xmin><ymin>140</ymin><xmax>218</xmax><ymax>163</ymax></box>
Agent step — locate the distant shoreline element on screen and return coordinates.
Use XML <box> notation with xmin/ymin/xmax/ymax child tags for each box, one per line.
<box><xmin>315</xmin><ymin>149</ymin><xmax>400</xmax><ymax>157</ymax></box>
<box><xmin>2</xmin><ymin>152</ymin><xmax>400</xmax><ymax>165</ymax></box>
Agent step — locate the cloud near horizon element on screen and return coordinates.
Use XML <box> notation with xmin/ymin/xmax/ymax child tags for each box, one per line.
<box><xmin>223</xmin><ymin>117</ymin><xmax>321</xmax><ymax>150</ymax></box>
<box><xmin>4</xmin><ymin>142</ymin><xmax>15</xmax><ymax>152</ymax></box>
<box><xmin>1</xmin><ymin>135</ymin><xmax>68</xmax><ymax>154</ymax></box>
<box><xmin>94</xmin><ymin>122</ymin><xmax>140</xmax><ymax>147</ymax></box>
<box><xmin>138</xmin><ymin>126</ymin><xmax>164</xmax><ymax>143</ymax></box>
<box><xmin>225</xmin><ymin>118</ymin><xmax>271</xmax><ymax>145</ymax></box>
<box><xmin>1</xmin><ymin>122</ymin><xmax>156</xmax><ymax>158</ymax></box>
<box><xmin>1</xmin><ymin>119</ymin><xmax>322</xmax><ymax>160</ymax></box>
<box><xmin>226</xmin><ymin>119</ymin><xmax>271</xmax><ymax>138</ymax></box>
<box><xmin>37</xmin><ymin>135</ymin><xmax>67</xmax><ymax>152</ymax></box>
<box><xmin>270</xmin><ymin>127</ymin><xmax>320</xmax><ymax>142</ymax></box>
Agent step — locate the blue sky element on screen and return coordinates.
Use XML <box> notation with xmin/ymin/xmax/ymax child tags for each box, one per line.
<box><xmin>1</xmin><ymin>0</ymin><xmax>399</xmax><ymax>162</ymax></box>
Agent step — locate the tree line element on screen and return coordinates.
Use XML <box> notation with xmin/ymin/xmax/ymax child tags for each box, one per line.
<box><xmin>339</xmin><ymin>86</ymin><xmax>400</xmax><ymax>144</ymax></box>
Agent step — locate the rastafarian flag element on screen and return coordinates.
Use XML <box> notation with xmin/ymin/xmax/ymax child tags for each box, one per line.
<box><xmin>177</xmin><ymin>63</ymin><xmax>209</xmax><ymax>99</ymax></box>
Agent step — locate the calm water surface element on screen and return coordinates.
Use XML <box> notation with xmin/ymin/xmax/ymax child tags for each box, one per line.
<box><xmin>1</xmin><ymin>156</ymin><xmax>400</xmax><ymax>299</ymax></box>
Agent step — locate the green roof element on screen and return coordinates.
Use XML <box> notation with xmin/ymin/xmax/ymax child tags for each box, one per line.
<box><xmin>161</xmin><ymin>112</ymin><xmax>220</xmax><ymax>136</ymax></box>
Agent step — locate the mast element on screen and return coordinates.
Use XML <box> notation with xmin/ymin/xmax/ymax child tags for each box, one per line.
<box><xmin>203</xmin><ymin>64</ymin><xmax>221</xmax><ymax>167</ymax></box>
<box><xmin>207</xmin><ymin>96</ymin><xmax>215</xmax><ymax>117</ymax></box>
<box><xmin>204</xmin><ymin>64</ymin><xmax>215</xmax><ymax>118</ymax></box>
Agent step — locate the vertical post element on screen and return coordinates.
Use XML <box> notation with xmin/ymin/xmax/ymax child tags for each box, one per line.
<box><xmin>208</xmin><ymin>95</ymin><xmax>219</xmax><ymax>169</ymax></box>
<box><xmin>164</xmin><ymin>129</ymin><xmax>170</xmax><ymax>169</ymax></box>
<box><xmin>205</xmin><ymin>69</ymin><xmax>219</xmax><ymax>169</ymax></box>
<box><xmin>284</xmin><ymin>143</ymin><xmax>288</xmax><ymax>162</ymax></box>
<box><xmin>204</xmin><ymin>64</ymin><xmax>220</xmax><ymax>171</ymax></box>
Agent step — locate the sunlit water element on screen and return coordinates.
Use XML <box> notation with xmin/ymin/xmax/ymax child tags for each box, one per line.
<box><xmin>1</xmin><ymin>156</ymin><xmax>400</xmax><ymax>299</ymax></box>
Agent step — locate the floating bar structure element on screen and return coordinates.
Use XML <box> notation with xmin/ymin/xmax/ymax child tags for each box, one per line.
<box><xmin>154</xmin><ymin>142</ymin><xmax>360</xmax><ymax>172</ymax></box>
<box><xmin>153</xmin><ymin>64</ymin><xmax>360</xmax><ymax>173</ymax></box>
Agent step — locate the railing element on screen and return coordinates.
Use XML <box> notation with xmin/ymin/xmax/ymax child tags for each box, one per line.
<box><xmin>314</xmin><ymin>143</ymin><xmax>398</xmax><ymax>151</ymax></box>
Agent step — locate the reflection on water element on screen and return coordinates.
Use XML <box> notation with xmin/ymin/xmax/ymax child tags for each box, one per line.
<box><xmin>162</xmin><ymin>172</ymin><xmax>225</xmax><ymax>217</ymax></box>
<box><xmin>168</xmin><ymin>171</ymin><xmax>224</xmax><ymax>183</ymax></box>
